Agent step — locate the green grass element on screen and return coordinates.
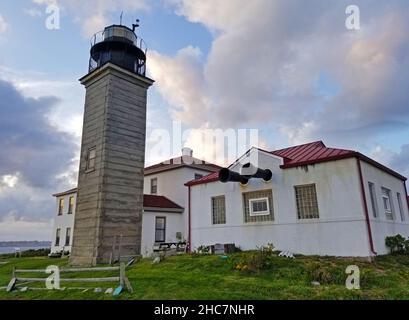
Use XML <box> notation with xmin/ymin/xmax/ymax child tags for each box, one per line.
<box><xmin>1</xmin><ymin>253</ymin><xmax>409</xmax><ymax>300</ymax></box>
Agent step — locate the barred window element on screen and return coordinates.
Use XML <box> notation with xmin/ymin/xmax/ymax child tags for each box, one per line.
<box><xmin>86</xmin><ymin>147</ymin><xmax>96</xmax><ymax>171</ymax></box>
<box><xmin>382</xmin><ymin>187</ymin><xmax>394</xmax><ymax>220</ymax></box>
<box><xmin>295</xmin><ymin>184</ymin><xmax>319</xmax><ymax>219</ymax></box>
<box><xmin>243</xmin><ymin>190</ymin><xmax>274</xmax><ymax>223</ymax></box>
<box><xmin>212</xmin><ymin>196</ymin><xmax>226</xmax><ymax>225</ymax></box>
<box><xmin>368</xmin><ymin>182</ymin><xmax>378</xmax><ymax>218</ymax></box>
<box><xmin>397</xmin><ymin>193</ymin><xmax>405</xmax><ymax>222</ymax></box>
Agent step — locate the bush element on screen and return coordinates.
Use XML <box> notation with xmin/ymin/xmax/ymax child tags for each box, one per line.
<box><xmin>385</xmin><ymin>235</ymin><xmax>409</xmax><ymax>255</ymax></box>
<box><xmin>234</xmin><ymin>243</ymin><xmax>276</xmax><ymax>272</ymax></box>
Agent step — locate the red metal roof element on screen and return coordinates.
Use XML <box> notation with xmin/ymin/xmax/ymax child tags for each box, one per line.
<box><xmin>143</xmin><ymin>195</ymin><xmax>183</xmax><ymax>210</ymax></box>
<box><xmin>271</xmin><ymin>141</ymin><xmax>356</xmax><ymax>168</ymax></box>
<box><xmin>186</xmin><ymin>141</ymin><xmax>406</xmax><ymax>186</ymax></box>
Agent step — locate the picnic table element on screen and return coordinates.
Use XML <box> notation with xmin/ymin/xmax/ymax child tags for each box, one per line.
<box><xmin>153</xmin><ymin>242</ymin><xmax>187</xmax><ymax>253</ymax></box>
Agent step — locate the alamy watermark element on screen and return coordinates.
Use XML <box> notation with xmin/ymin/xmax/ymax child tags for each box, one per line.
<box><xmin>345</xmin><ymin>5</ymin><xmax>361</xmax><ymax>30</ymax></box>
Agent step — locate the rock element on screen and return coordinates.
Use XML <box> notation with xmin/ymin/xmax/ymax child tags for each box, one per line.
<box><xmin>94</xmin><ymin>287</ymin><xmax>102</xmax><ymax>293</ymax></box>
<box><xmin>105</xmin><ymin>288</ymin><xmax>113</xmax><ymax>294</ymax></box>
<box><xmin>311</xmin><ymin>281</ymin><xmax>321</xmax><ymax>286</ymax></box>
<box><xmin>152</xmin><ymin>257</ymin><xmax>161</xmax><ymax>264</ymax></box>
<box><xmin>20</xmin><ymin>287</ymin><xmax>28</xmax><ymax>292</ymax></box>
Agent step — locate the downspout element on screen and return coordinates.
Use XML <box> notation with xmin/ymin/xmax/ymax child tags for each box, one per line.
<box><xmin>188</xmin><ymin>185</ymin><xmax>192</xmax><ymax>253</ymax></box>
<box><xmin>356</xmin><ymin>157</ymin><xmax>377</xmax><ymax>256</ymax></box>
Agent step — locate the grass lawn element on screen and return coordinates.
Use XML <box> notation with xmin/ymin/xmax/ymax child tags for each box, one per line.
<box><xmin>1</xmin><ymin>252</ymin><xmax>409</xmax><ymax>300</ymax></box>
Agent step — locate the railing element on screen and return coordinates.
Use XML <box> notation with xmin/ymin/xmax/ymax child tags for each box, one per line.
<box><xmin>90</xmin><ymin>29</ymin><xmax>147</xmax><ymax>56</ymax></box>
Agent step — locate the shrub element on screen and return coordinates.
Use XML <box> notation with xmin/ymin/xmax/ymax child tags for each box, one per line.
<box><xmin>385</xmin><ymin>234</ymin><xmax>408</xmax><ymax>255</ymax></box>
<box><xmin>234</xmin><ymin>243</ymin><xmax>276</xmax><ymax>272</ymax></box>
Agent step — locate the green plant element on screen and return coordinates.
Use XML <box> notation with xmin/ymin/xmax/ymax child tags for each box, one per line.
<box><xmin>385</xmin><ymin>234</ymin><xmax>407</xmax><ymax>255</ymax></box>
<box><xmin>234</xmin><ymin>243</ymin><xmax>276</xmax><ymax>272</ymax></box>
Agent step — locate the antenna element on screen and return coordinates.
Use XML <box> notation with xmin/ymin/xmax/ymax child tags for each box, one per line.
<box><xmin>120</xmin><ymin>11</ymin><xmax>123</xmax><ymax>25</ymax></box>
<box><xmin>132</xmin><ymin>19</ymin><xmax>140</xmax><ymax>32</ymax></box>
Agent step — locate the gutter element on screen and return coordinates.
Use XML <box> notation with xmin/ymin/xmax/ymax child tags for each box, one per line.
<box><xmin>356</xmin><ymin>157</ymin><xmax>377</xmax><ymax>256</ymax></box>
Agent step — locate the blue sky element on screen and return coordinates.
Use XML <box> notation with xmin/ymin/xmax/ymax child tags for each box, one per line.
<box><xmin>0</xmin><ymin>0</ymin><xmax>408</xmax><ymax>240</ymax></box>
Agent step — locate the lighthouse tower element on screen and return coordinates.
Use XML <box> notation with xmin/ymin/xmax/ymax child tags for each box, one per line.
<box><xmin>70</xmin><ymin>24</ymin><xmax>154</xmax><ymax>266</ymax></box>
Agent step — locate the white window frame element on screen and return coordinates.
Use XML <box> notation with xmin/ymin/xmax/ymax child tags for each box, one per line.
<box><xmin>249</xmin><ymin>197</ymin><xmax>270</xmax><ymax>216</ymax></box>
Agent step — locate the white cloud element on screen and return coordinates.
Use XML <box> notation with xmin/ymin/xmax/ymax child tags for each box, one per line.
<box><xmin>32</xmin><ymin>0</ymin><xmax>150</xmax><ymax>37</ymax></box>
<box><xmin>0</xmin><ymin>213</ymin><xmax>53</xmax><ymax>241</ymax></box>
<box><xmin>153</xmin><ymin>0</ymin><xmax>409</xmax><ymax>153</ymax></box>
<box><xmin>24</xmin><ymin>8</ymin><xmax>43</xmax><ymax>18</ymax></box>
<box><xmin>0</xmin><ymin>13</ymin><xmax>8</xmax><ymax>34</ymax></box>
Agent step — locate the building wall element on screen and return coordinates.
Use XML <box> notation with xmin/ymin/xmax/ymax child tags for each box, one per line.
<box><xmin>190</xmin><ymin>151</ymin><xmax>373</xmax><ymax>257</ymax></box>
<box><xmin>360</xmin><ymin>160</ymin><xmax>409</xmax><ymax>254</ymax></box>
<box><xmin>51</xmin><ymin>193</ymin><xmax>76</xmax><ymax>253</ymax></box>
<box><xmin>144</xmin><ymin>167</ymin><xmax>212</xmax><ymax>241</ymax></box>
<box><xmin>141</xmin><ymin>211</ymin><xmax>184</xmax><ymax>256</ymax></box>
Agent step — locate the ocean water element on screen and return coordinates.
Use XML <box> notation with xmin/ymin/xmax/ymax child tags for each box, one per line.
<box><xmin>0</xmin><ymin>246</ymin><xmax>50</xmax><ymax>254</ymax></box>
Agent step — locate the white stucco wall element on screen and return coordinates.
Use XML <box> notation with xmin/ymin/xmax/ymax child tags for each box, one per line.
<box><xmin>190</xmin><ymin>150</ymin><xmax>374</xmax><ymax>257</ymax></box>
<box><xmin>144</xmin><ymin>167</ymin><xmax>213</xmax><ymax>240</ymax></box>
<box><xmin>360</xmin><ymin>160</ymin><xmax>409</xmax><ymax>255</ymax></box>
<box><xmin>51</xmin><ymin>193</ymin><xmax>76</xmax><ymax>253</ymax></box>
<box><xmin>141</xmin><ymin>211</ymin><xmax>184</xmax><ymax>257</ymax></box>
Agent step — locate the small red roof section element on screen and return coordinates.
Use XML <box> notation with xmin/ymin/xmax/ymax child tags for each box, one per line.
<box><xmin>144</xmin><ymin>155</ymin><xmax>221</xmax><ymax>176</ymax></box>
<box><xmin>53</xmin><ymin>189</ymin><xmax>183</xmax><ymax>211</ymax></box>
<box><xmin>186</xmin><ymin>140</ymin><xmax>406</xmax><ymax>186</ymax></box>
<box><xmin>143</xmin><ymin>194</ymin><xmax>183</xmax><ymax>210</ymax></box>
<box><xmin>271</xmin><ymin>141</ymin><xmax>355</xmax><ymax>168</ymax></box>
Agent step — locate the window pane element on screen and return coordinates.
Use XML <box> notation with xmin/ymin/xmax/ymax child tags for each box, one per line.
<box><xmin>382</xmin><ymin>187</ymin><xmax>394</xmax><ymax>220</ymax></box>
<box><xmin>397</xmin><ymin>193</ymin><xmax>405</xmax><ymax>221</ymax></box>
<box><xmin>368</xmin><ymin>182</ymin><xmax>378</xmax><ymax>218</ymax></box>
<box><xmin>155</xmin><ymin>217</ymin><xmax>166</xmax><ymax>242</ymax></box>
<box><xmin>243</xmin><ymin>190</ymin><xmax>274</xmax><ymax>223</ymax></box>
<box><xmin>295</xmin><ymin>184</ymin><xmax>319</xmax><ymax>219</ymax></box>
<box><xmin>212</xmin><ymin>196</ymin><xmax>226</xmax><ymax>224</ymax></box>
<box><xmin>151</xmin><ymin>178</ymin><xmax>157</xmax><ymax>194</ymax></box>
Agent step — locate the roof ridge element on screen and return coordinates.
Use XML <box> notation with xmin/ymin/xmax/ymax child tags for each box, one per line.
<box><xmin>271</xmin><ymin>140</ymin><xmax>325</xmax><ymax>154</ymax></box>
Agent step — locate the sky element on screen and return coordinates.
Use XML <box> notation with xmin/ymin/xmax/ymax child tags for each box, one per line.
<box><xmin>0</xmin><ymin>0</ymin><xmax>408</xmax><ymax>241</ymax></box>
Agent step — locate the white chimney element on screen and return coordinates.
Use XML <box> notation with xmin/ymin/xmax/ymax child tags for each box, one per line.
<box><xmin>182</xmin><ymin>147</ymin><xmax>193</xmax><ymax>157</ymax></box>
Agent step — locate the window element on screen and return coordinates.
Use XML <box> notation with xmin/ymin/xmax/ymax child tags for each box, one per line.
<box><xmin>86</xmin><ymin>147</ymin><xmax>96</xmax><ymax>171</ymax></box>
<box><xmin>155</xmin><ymin>217</ymin><xmax>166</xmax><ymax>243</ymax></box>
<box><xmin>382</xmin><ymin>187</ymin><xmax>394</xmax><ymax>220</ymax></box>
<box><xmin>212</xmin><ymin>196</ymin><xmax>226</xmax><ymax>224</ymax></box>
<box><xmin>243</xmin><ymin>190</ymin><xmax>274</xmax><ymax>223</ymax></box>
<box><xmin>397</xmin><ymin>193</ymin><xmax>405</xmax><ymax>222</ymax></box>
<box><xmin>295</xmin><ymin>184</ymin><xmax>319</xmax><ymax>219</ymax></box>
<box><xmin>65</xmin><ymin>228</ymin><xmax>71</xmax><ymax>246</ymax></box>
<box><xmin>68</xmin><ymin>196</ymin><xmax>75</xmax><ymax>214</ymax></box>
<box><xmin>368</xmin><ymin>182</ymin><xmax>378</xmax><ymax>218</ymax></box>
<box><xmin>55</xmin><ymin>228</ymin><xmax>61</xmax><ymax>246</ymax></box>
<box><xmin>58</xmin><ymin>198</ymin><xmax>64</xmax><ymax>216</ymax></box>
<box><xmin>151</xmin><ymin>178</ymin><xmax>158</xmax><ymax>195</ymax></box>
<box><xmin>249</xmin><ymin>198</ymin><xmax>270</xmax><ymax>216</ymax></box>
<box><xmin>195</xmin><ymin>173</ymin><xmax>204</xmax><ymax>180</ymax></box>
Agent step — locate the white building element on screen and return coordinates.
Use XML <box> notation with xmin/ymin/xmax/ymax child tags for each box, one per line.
<box><xmin>52</xmin><ymin>141</ymin><xmax>409</xmax><ymax>258</ymax></box>
<box><xmin>186</xmin><ymin>141</ymin><xmax>409</xmax><ymax>257</ymax></box>
<box><xmin>51</xmin><ymin>148</ymin><xmax>220</xmax><ymax>256</ymax></box>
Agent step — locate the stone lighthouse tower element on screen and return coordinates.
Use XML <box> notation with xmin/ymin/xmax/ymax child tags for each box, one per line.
<box><xmin>70</xmin><ymin>23</ymin><xmax>154</xmax><ymax>266</ymax></box>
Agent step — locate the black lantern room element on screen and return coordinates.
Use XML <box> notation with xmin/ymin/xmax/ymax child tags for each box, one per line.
<box><xmin>89</xmin><ymin>24</ymin><xmax>147</xmax><ymax>76</ymax></box>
